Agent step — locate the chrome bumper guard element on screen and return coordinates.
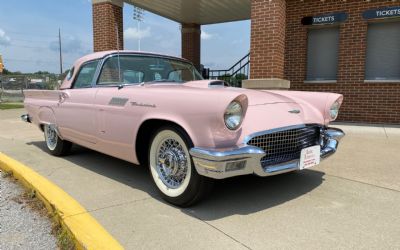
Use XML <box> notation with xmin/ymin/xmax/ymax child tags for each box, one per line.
<box><xmin>190</xmin><ymin>126</ymin><xmax>345</xmax><ymax>179</ymax></box>
<box><xmin>21</xmin><ymin>114</ymin><xmax>31</xmax><ymax>123</ymax></box>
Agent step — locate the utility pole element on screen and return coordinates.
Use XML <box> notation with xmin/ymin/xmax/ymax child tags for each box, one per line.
<box><xmin>58</xmin><ymin>28</ymin><xmax>63</xmax><ymax>75</ymax></box>
<box><xmin>133</xmin><ymin>6</ymin><xmax>145</xmax><ymax>51</ymax></box>
<box><xmin>0</xmin><ymin>54</ymin><xmax>4</xmax><ymax>102</ymax></box>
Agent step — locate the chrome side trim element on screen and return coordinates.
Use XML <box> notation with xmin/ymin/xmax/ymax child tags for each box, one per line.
<box><xmin>109</xmin><ymin>97</ymin><xmax>129</xmax><ymax>106</ymax></box>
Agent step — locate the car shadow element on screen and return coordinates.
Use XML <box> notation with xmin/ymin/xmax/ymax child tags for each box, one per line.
<box><xmin>184</xmin><ymin>170</ymin><xmax>324</xmax><ymax>221</ymax></box>
<box><xmin>28</xmin><ymin>140</ymin><xmax>325</xmax><ymax>221</ymax></box>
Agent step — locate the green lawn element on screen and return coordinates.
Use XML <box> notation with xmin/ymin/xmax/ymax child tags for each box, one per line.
<box><xmin>0</xmin><ymin>103</ymin><xmax>24</xmax><ymax>110</ymax></box>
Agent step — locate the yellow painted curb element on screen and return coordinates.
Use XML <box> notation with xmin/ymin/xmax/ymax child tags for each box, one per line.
<box><xmin>0</xmin><ymin>152</ymin><xmax>124</xmax><ymax>250</ymax></box>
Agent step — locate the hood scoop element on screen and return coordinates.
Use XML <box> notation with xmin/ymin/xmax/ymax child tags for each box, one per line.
<box><xmin>208</xmin><ymin>80</ymin><xmax>229</xmax><ymax>88</ymax></box>
<box><xmin>183</xmin><ymin>80</ymin><xmax>229</xmax><ymax>89</ymax></box>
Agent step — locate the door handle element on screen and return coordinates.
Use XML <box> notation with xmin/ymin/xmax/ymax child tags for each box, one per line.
<box><xmin>59</xmin><ymin>92</ymin><xmax>69</xmax><ymax>103</ymax></box>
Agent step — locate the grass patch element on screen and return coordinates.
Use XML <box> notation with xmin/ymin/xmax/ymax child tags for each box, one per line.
<box><xmin>52</xmin><ymin>220</ymin><xmax>75</xmax><ymax>250</ymax></box>
<box><xmin>0</xmin><ymin>169</ymin><xmax>13</xmax><ymax>178</ymax></box>
<box><xmin>0</xmin><ymin>102</ymin><xmax>24</xmax><ymax>110</ymax></box>
<box><xmin>22</xmin><ymin>189</ymin><xmax>76</xmax><ymax>250</ymax></box>
<box><xmin>11</xmin><ymin>189</ymin><xmax>47</xmax><ymax>216</ymax></box>
<box><xmin>20</xmin><ymin>188</ymin><xmax>75</xmax><ymax>249</ymax></box>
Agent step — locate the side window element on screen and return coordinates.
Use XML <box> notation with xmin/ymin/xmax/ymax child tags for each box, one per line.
<box><xmin>73</xmin><ymin>61</ymin><xmax>99</xmax><ymax>88</ymax></box>
<box><xmin>66</xmin><ymin>67</ymin><xmax>74</xmax><ymax>81</ymax></box>
<box><xmin>98</xmin><ymin>57</ymin><xmax>121</xmax><ymax>85</ymax></box>
<box><xmin>123</xmin><ymin>70</ymin><xmax>144</xmax><ymax>84</ymax></box>
<box><xmin>98</xmin><ymin>56</ymin><xmax>145</xmax><ymax>85</ymax></box>
<box><xmin>168</xmin><ymin>70</ymin><xmax>182</xmax><ymax>81</ymax></box>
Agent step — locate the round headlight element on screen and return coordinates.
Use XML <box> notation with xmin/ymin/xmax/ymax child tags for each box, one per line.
<box><xmin>329</xmin><ymin>101</ymin><xmax>340</xmax><ymax>120</ymax></box>
<box><xmin>224</xmin><ymin>101</ymin><xmax>243</xmax><ymax>130</ymax></box>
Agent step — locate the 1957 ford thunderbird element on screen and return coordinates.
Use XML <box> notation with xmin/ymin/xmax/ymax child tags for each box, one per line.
<box><xmin>22</xmin><ymin>51</ymin><xmax>344</xmax><ymax>206</ymax></box>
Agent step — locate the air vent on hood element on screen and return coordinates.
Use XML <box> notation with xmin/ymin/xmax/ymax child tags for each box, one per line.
<box><xmin>208</xmin><ymin>80</ymin><xmax>229</xmax><ymax>88</ymax></box>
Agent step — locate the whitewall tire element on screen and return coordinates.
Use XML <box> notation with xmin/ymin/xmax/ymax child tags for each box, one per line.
<box><xmin>148</xmin><ymin>126</ymin><xmax>213</xmax><ymax>206</ymax></box>
<box><xmin>43</xmin><ymin>124</ymin><xmax>72</xmax><ymax>156</ymax></box>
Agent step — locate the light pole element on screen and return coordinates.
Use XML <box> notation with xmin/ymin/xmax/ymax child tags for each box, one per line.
<box><xmin>58</xmin><ymin>28</ymin><xmax>63</xmax><ymax>75</ymax></box>
<box><xmin>133</xmin><ymin>6</ymin><xmax>145</xmax><ymax>51</ymax></box>
<box><xmin>0</xmin><ymin>54</ymin><xmax>4</xmax><ymax>102</ymax></box>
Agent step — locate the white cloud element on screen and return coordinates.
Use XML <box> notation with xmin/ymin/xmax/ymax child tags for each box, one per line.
<box><xmin>231</xmin><ymin>39</ymin><xmax>244</xmax><ymax>45</ymax></box>
<box><xmin>124</xmin><ymin>27</ymin><xmax>151</xmax><ymax>40</ymax></box>
<box><xmin>0</xmin><ymin>29</ymin><xmax>11</xmax><ymax>46</ymax></box>
<box><xmin>201</xmin><ymin>31</ymin><xmax>214</xmax><ymax>40</ymax></box>
<box><xmin>49</xmin><ymin>36</ymin><xmax>88</xmax><ymax>54</ymax></box>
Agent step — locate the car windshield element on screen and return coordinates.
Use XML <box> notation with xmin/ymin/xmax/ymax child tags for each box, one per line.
<box><xmin>97</xmin><ymin>54</ymin><xmax>203</xmax><ymax>86</ymax></box>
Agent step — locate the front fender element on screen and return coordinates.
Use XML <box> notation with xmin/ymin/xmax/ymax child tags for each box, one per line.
<box><xmin>265</xmin><ymin>90</ymin><xmax>343</xmax><ymax>124</ymax></box>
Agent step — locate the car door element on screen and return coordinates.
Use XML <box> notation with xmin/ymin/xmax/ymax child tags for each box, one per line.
<box><xmin>92</xmin><ymin>55</ymin><xmax>144</xmax><ymax>162</ymax></box>
<box><xmin>56</xmin><ymin>60</ymin><xmax>100</xmax><ymax>145</ymax></box>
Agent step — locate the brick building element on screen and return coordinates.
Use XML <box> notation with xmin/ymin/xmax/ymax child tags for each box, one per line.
<box><xmin>92</xmin><ymin>0</ymin><xmax>400</xmax><ymax>124</ymax></box>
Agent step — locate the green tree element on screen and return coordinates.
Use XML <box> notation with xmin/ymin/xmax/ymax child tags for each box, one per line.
<box><xmin>2</xmin><ymin>68</ymin><xmax>12</xmax><ymax>75</ymax></box>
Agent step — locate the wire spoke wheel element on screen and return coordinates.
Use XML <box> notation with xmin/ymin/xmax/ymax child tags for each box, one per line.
<box><xmin>156</xmin><ymin>138</ymin><xmax>188</xmax><ymax>189</ymax></box>
<box><xmin>148</xmin><ymin>126</ymin><xmax>213</xmax><ymax>206</ymax></box>
<box><xmin>42</xmin><ymin>124</ymin><xmax>72</xmax><ymax>156</ymax></box>
<box><xmin>149</xmin><ymin>128</ymin><xmax>192</xmax><ymax>198</ymax></box>
<box><xmin>44</xmin><ymin>125</ymin><xmax>58</xmax><ymax>151</ymax></box>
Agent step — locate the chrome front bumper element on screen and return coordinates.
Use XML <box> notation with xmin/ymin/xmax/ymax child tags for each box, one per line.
<box><xmin>190</xmin><ymin>127</ymin><xmax>345</xmax><ymax>179</ymax></box>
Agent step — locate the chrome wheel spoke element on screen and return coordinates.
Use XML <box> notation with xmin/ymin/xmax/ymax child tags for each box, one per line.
<box><xmin>156</xmin><ymin>138</ymin><xmax>188</xmax><ymax>189</ymax></box>
<box><xmin>45</xmin><ymin>125</ymin><xmax>58</xmax><ymax>150</ymax></box>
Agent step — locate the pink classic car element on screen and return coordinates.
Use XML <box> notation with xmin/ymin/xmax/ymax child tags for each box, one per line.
<box><xmin>22</xmin><ymin>51</ymin><xmax>344</xmax><ymax>206</ymax></box>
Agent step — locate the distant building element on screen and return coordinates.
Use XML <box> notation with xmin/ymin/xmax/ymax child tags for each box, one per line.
<box><xmin>0</xmin><ymin>54</ymin><xmax>4</xmax><ymax>73</ymax></box>
<box><xmin>30</xmin><ymin>79</ymin><xmax>44</xmax><ymax>84</ymax></box>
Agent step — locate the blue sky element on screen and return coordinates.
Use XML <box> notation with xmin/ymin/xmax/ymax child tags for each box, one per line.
<box><xmin>0</xmin><ymin>0</ymin><xmax>250</xmax><ymax>73</ymax></box>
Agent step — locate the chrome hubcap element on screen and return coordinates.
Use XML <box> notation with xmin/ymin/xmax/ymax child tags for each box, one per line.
<box><xmin>45</xmin><ymin>125</ymin><xmax>58</xmax><ymax>150</ymax></box>
<box><xmin>156</xmin><ymin>138</ymin><xmax>188</xmax><ymax>189</ymax></box>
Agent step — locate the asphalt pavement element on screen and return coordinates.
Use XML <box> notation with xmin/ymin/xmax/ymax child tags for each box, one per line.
<box><xmin>0</xmin><ymin>109</ymin><xmax>399</xmax><ymax>249</ymax></box>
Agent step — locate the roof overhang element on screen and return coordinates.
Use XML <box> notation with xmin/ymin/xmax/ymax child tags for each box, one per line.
<box><xmin>124</xmin><ymin>0</ymin><xmax>251</xmax><ymax>25</ymax></box>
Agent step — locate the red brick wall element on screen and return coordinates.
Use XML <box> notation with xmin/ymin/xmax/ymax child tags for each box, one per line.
<box><xmin>181</xmin><ymin>23</ymin><xmax>201</xmax><ymax>70</ymax></box>
<box><xmin>285</xmin><ymin>0</ymin><xmax>400</xmax><ymax>124</ymax></box>
<box><xmin>250</xmin><ymin>0</ymin><xmax>286</xmax><ymax>79</ymax></box>
<box><xmin>93</xmin><ymin>2</ymin><xmax>123</xmax><ymax>52</ymax></box>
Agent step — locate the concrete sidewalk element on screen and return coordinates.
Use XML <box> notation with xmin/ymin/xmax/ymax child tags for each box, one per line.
<box><xmin>1</xmin><ymin>109</ymin><xmax>400</xmax><ymax>249</ymax></box>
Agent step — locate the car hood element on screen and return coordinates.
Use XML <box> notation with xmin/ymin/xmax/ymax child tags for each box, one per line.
<box><xmin>182</xmin><ymin>80</ymin><xmax>326</xmax><ymax>129</ymax></box>
<box><xmin>182</xmin><ymin>80</ymin><xmax>297</xmax><ymax>105</ymax></box>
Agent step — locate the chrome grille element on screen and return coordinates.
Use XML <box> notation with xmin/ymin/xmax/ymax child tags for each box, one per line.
<box><xmin>246</xmin><ymin>125</ymin><xmax>321</xmax><ymax>168</ymax></box>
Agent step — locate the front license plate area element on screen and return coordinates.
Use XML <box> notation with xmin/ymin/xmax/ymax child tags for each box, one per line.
<box><xmin>299</xmin><ymin>145</ymin><xmax>321</xmax><ymax>170</ymax></box>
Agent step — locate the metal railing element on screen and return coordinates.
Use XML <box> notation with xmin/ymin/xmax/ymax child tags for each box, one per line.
<box><xmin>206</xmin><ymin>53</ymin><xmax>250</xmax><ymax>87</ymax></box>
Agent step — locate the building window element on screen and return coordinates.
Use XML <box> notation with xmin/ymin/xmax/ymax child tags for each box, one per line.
<box><xmin>365</xmin><ymin>21</ymin><xmax>400</xmax><ymax>81</ymax></box>
<box><xmin>306</xmin><ymin>27</ymin><xmax>339</xmax><ymax>81</ymax></box>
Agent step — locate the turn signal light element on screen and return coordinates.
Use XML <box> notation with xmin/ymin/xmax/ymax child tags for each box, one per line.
<box><xmin>225</xmin><ymin>160</ymin><xmax>246</xmax><ymax>172</ymax></box>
